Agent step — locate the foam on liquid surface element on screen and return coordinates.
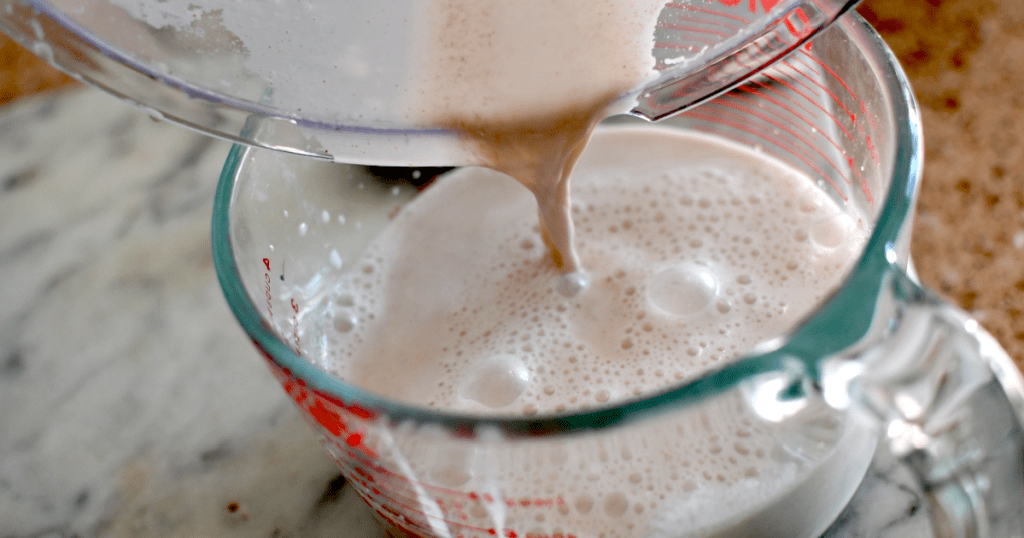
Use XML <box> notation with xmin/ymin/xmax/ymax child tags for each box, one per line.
<box><xmin>302</xmin><ymin>126</ymin><xmax>867</xmax><ymax>415</ymax></box>
<box><xmin>265</xmin><ymin>125</ymin><xmax>879</xmax><ymax>538</ymax></box>
<box><xmin>295</xmin><ymin>126</ymin><xmax>874</xmax><ymax>537</ymax></box>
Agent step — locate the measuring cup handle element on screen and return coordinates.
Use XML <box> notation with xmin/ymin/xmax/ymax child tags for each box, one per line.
<box><xmin>836</xmin><ymin>266</ymin><xmax>1024</xmax><ymax>537</ymax></box>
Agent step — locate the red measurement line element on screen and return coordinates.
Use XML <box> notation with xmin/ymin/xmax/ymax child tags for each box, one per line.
<box><xmin>701</xmin><ymin>101</ymin><xmax>852</xmax><ymax>188</ymax></box>
<box><xmin>656</xmin><ymin>22</ymin><xmax>733</xmax><ymax>39</ymax></box>
<box><xmin>748</xmin><ymin>40</ymin><xmax>856</xmax><ymax>140</ymax></box>
<box><xmin>772</xmin><ymin>59</ymin><xmax>828</xmax><ymax>105</ymax></box>
<box><xmin>779</xmin><ymin>56</ymin><xmax>878</xmax><ymax>180</ymax></box>
<box><xmin>343</xmin><ymin>452</ymin><xmax>481</xmax><ymax>500</ymax></box>
<box><xmin>777</xmin><ymin>56</ymin><xmax>857</xmax><ymax>125</ymax></box>
<box><xmin>787</xmin><ymin>50</ymin><xmax>881</xmax><ymax>171</ymax></box>
<box><xmin>729</xmin><ymin>86</ymin><xmax>804</xmax><ymax>134</ymax></box>
<box><xmin>666</xmin><ymin>2</ymin><xmax>752</xmax><ymax>24</ymax></box>
<box><xmin>685</xmin><ymin>111</ymin><xmax>847</xmax><ymax>201</ymax></box>
<box><xmin>338</xmin><ymin>454</ymin><xmax>570</xmax><ymax>538</ymax></box>
<box><xmin>736</xmin><ymin>80</ymin><xmax>821</xmax><ymax>137</ymax></box>
<box><xmin>341</xmin><ymin>448</ymin><xmax>564</xmax><ymax>511</ymax></box>
<box><xmin>795</xmin><ymin>48</ymin><xmax>857</xmax><ymax>100</ymax></box>
<box><xmin>708</xmin><ymin>98</ymin><xmax>851</xmax><ymax>184</ymax></box>
<box><xmin>665</xmin><ymin>13</ymin><xmax>744</xmax><ymax>32</ymax></box>
<box><xmin>759</xmin><ymin>71</ymin><xmax>854</xmax><ymax>142</ymax></box>
<box><xmin>347</xmin><ymin>472</ymin><xmax>504</xmax><ymax>537</ymax></box>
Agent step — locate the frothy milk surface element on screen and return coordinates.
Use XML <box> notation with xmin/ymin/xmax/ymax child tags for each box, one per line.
<box><xmin>302</xmin><ymin>126</ymin><xmax>867</xmax><ymax>414</ymax></box>
<box><xmin>296</xmin><ymin>126</ymin><xmax>874</xmax><ymax>537</ymax></box>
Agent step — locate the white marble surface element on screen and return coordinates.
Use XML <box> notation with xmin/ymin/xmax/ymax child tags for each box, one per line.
<box><xmin>0</xmin><ymin>88</ymin><xmax>935</xmax><ymax>537</ymax></box>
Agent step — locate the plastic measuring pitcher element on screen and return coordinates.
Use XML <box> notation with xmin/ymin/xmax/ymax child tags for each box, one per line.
<box><xmin>212</xmin><ymin>13</ymin><xmax>1024</xmax><ymax>538</ymax></box>
<box><xmin>1</xmin><ymin>0</ymin><xmax>858</xmax><ymax>164</ymax></box>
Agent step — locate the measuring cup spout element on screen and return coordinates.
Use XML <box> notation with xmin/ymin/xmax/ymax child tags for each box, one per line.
<box><xmin>826</xmin><ymin>266</ymin><xmax>1024</xmax><ymax>537</ymax></box>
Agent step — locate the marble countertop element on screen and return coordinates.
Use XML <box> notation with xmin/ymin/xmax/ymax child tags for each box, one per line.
<box><xmin>2</xmin><ymin>1</ymin><xmax>1023</xmax><ymax>537</ymax></box>
<box><xmin>0</xmin><ymin>91</ymin><xmax>386</xmax><ymax>537</ymax></box>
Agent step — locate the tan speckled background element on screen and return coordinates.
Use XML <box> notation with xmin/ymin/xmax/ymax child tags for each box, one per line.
<box><xmin>2</xmin><ymin>0</ymin><xmax>1023</xmax><ymax>368</ymax></box>
<box><xmin>858</xmin><ymin>0</ymin><xmax>1024</xmax><ymax>368</ymax></box>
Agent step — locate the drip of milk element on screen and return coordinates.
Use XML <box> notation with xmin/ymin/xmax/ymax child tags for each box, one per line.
<box><xmin>412</xmin><ymin>0</ymin><xmax>667</xmax><ymax>272</ymax></box>
<box><xmin>295</xmin><ymin>126</ymin><xmax>873</xmax><ymax>537</ymax></box>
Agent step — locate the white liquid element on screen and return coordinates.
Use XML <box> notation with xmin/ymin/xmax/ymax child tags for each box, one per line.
<box><xmin>296</xmin><ymin>127</ymin><xmax>874</xmax><ymax>537</ymax></box>
<box><xmin>309</xmin><ymin>128</ymin><xmax>866</xmax><ymax>414</ymax></box>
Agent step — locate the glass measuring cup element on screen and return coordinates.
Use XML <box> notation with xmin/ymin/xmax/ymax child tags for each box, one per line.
<box><xmin>212</xmin><ymin>13</ymin><xmax>1024</xmax><ymax>538</ymax></box>
<box><xmin>0</xmin><ymin>0</ymin><xmax>858</xmax><ymax>164</ymax></box>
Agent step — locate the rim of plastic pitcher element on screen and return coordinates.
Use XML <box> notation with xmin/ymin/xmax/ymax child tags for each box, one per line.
<box><xmin>212</xmin><ymin>13</ymin><xmax>923</xmax><ymax>438</ymax></box>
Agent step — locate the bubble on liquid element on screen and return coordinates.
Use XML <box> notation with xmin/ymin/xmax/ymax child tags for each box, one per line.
<box><xmin>431</xmin><ymin>464</ymin><xmax>472</xmax><ymax>487</ymax></box>
<box><xmin>715</xmin><ymin>300</ymin><xmax>731</xmax><ymax>314</ymax></box>
<box><xmin>809</xmin><ymin>217</ymin><xmax>848</xmax><ymax>249</ymax></box>
<box><xmin>554</xmin><ymin>271</ymin><xmax>589</xmax><ymax>298</ymax></box>
<box><xmin>334</xmin><ymin>312</ymin><xmax>358</xmax><ymax>333</ymax></box>
<box><xmin>604</xmin><ymin>492</ymin><xmax>629</xmax><ymax>517</ymax></box>
<box><xmin>461</xmin><ymin>354</ymin><xmax>530</xmax><ymax>408</ymax></box>
<box><xmin>647</xmin><ymin>265</ymin><xmax>718</xmax><ymax>317</ymax></box>
<box><xmin>575</xmin><ymin>494</ymin><xmax>595</xmax><ymax>514</ymax></box>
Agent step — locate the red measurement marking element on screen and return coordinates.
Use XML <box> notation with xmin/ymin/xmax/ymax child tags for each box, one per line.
<box><xmin>669</xmin><ymin>13</ymin><xmax>744</xmax><ymax>32</ymax></box>
<box><xmin>736</xmin><ymin>82</ymin><xmax>823</xmax><ymax>139</ymax></box>
<box><xmin>340</xmin><ymin>457</ymin><xmax>571</xmax><ymax>538</ymax></box>
<box><xmin>789</xmin><ymin>50</ymin><xmax>882</xmax><ymax>176</ymax></box>
<box><xmin>787</xmin><ymin>53</ymin><xmax>880</xmax><ymax>176</ymax></box>
<box><xmin>701</xmin><ymin>101</ymin><xmax>852</xmax><ymax>188</ymax></box>
<box><xmin>763</xmin><ymin>72</ymin><xmax>854</xmax><ymax>143</ymax></box>
<box><xmin>749</xmin><ymin>42</ymin><xmax>855</xmax><ymax>143</ymax></box>
<box><xmin>657</xmin><ymin>21</ymin><xmax>732</xmax><ymax>39</ymax></box>
<box><xmin>263</xmin><ymin>257</ymin><xmax>271</xmax><ymax>270</ymax></box>
<box><xmin>796</xmin><ymin>48</ymin><xmax>856</xmax><ymax>99</ymax></box>
<box><xmin>779</xmin><ymin>56</ymin><xmax>857</xmax><ymax>125</ymax></box>
<box><xmin>714</xmin><ymin>0</ymin><xmax>784</xmax><ymax>13</ymax></box>
<box><xmin>782</xmin><ymin>7</ymin><xmax>811</xmax><ymax>39</ymax></box>
<box><xmin>686</xmin><ymin>111</ymin><xmax>847</xmax><ymax>201</ymax></box>
<box><xmin>860</xmin><ymin>101</ymin><xmax>877</xmax><ymax>132</ymax></box>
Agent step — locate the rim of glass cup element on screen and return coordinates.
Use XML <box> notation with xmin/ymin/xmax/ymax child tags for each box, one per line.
<box><xmin>211</xmin><ymin>13</ymin><xmax>923</xmax><ymax>438</ymax></box>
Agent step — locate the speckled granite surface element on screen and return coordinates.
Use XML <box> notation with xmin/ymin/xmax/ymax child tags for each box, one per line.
<box><xmin>860</xmin><ymin>0</ymin><xmax>1024</xmax><ymax>369</ymax></box>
